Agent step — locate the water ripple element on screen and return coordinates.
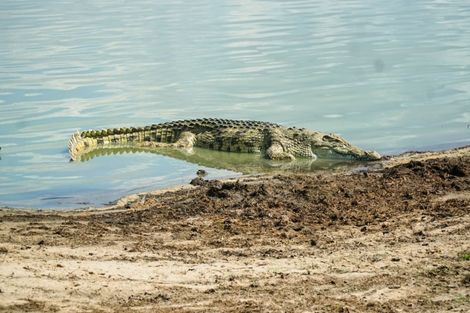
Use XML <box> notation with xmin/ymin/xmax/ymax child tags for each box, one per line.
<box><xmin>1</xmin><ymin>0</ymin><xmax>469</xmax><ymax>208</ymax></box>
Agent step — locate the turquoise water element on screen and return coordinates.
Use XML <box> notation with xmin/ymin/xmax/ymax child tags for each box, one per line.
<box><xmin>1</xmin><ymin>0</ymin><xmax>469</xmax><ymax>208</ymax></box>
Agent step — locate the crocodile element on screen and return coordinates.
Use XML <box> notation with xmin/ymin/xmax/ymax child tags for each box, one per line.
<box><xmin>68</xmin><ymin>118</ymin><xmax>381</xmax><ymax>162</ymax></box>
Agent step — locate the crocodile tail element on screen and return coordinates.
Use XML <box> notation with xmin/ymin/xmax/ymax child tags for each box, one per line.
<box><xmin>68</xmin><ymin>131</ymin><xmax>85</xmax><ymax>161</ymax></box>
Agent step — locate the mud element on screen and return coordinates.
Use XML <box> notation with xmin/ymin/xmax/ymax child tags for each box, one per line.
<box><xmin>0</xmin><ymin>148</ymin><xmax>469</xmax><ymax>312</ymax></box>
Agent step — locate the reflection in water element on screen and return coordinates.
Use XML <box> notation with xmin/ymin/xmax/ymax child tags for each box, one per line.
<box><xmin>80</xmin><ymin>146</ymin><xmax>363</xmax><ymax>174</ymax></box>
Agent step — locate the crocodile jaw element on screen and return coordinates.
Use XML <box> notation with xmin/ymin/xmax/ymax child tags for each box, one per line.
<box><xmin>312</xmin><ymin>147</ymin><xmax>380</xmax><ymax>161</ymax></box>
<box><xmin>311</xmin><ymin>133</ymin><xmax>381</xmax><ymax>161</ymax></box>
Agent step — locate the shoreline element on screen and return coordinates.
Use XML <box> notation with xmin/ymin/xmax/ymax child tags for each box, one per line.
<box><xmin>0</xmin><ymin>145</ymin><xmax>469</xmax><ymax>312</ymax></box>
<box><xmin>2</xmin><ymin>145</ymin><xmax>469</xmax><ymax>213</ymax></box>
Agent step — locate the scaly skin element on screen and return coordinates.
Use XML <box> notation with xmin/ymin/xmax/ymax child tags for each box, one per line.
<box><xmin>68</xmin><ymin>118</ymin><xmax>381</xmax><ymax>162</ymax></box>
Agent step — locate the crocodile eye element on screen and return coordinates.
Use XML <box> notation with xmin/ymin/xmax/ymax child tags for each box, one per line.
<box><xmin>322</xmin><ymin>135</ymin><xmax>343</xmax><ymax>144</ymax></box>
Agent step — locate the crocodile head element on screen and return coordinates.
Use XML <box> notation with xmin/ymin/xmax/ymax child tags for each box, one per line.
<box><xmin>310</xmin><ymin>133</ymin><xmax>381</xmax><ymax>161</ymax></box>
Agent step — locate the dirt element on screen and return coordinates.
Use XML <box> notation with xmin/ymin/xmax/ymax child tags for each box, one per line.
<box><xmin>0</xmin><ymin>147</ymin><xmax>469</xmax><ymax>312</ymax></box>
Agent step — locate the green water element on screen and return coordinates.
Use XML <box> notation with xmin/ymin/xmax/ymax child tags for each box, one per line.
<box><xmin>1</xmin><ymin>0</ymin><xmax>469</xmax><ymax>208</ymax></box>
<box><xmin>80</xmin><ymin>146</ymin><xmax>360</xmax><ymax>174</ymax></box>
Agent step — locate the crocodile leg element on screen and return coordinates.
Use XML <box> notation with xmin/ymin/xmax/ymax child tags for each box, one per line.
<box><xmin>262</xmin><ymin>128</ymin><xmax>295</xmax><ymax>160</ymax></box>
<box><xmin>174</xmin><ymin>131</ymin><xmax>197</xmax><ymax>149</ymax></box>
<box><xmin>265</xmin><ymin>143</ymin><xmax>295</xmax><ymax>160</ymax></box>
<box><xmin>139</xmin><ymin>131</ymin><xmax>196</xmax><ymax>151</ymax></box>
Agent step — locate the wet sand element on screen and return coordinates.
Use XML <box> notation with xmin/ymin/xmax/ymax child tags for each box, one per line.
<box><xmin>0</xmin><ymin>146</ymin><xmax>469</xmax><ymax>312</ymax></box>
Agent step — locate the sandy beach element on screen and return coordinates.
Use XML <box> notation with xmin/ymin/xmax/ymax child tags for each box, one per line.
<box><xmin>0</xmin><ymin>146</ymin><xmax>469</xmax><ymax>312</ymax></box>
